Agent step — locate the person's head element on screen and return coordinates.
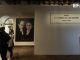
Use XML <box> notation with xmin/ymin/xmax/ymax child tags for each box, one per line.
<box><xmin>8</xmin><ymin>25</ymin><xmax>13</xmax><ymax>30</ymax></box>
<box><xmin>0</xmin><ymin>23</ymin><xmax>5</xmax><ymax>32</ymax></box>
<box><xmin>0</xmin><ymin>27</ymin><xmax>5</xmax><ymax>32</ymax></box>
<box><xmin>18</xmin><ymin>21</ymin><xmax>25</xmax><ymax>29</ymax></box>
<box><xmin>26</xmin><ymin>22</ymin><xmax>32</xmax><ymax>30</ymax></box>
<box><xmin>8</xmin><ymin>26</ymin><xmax>14</xmax><ymax>34</ymax></box>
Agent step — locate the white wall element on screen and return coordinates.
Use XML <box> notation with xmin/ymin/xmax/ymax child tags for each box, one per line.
<box><xmin>34</xmin><ymin>6</ymin><xmax>80</xmax><ymax>55</ymax></box>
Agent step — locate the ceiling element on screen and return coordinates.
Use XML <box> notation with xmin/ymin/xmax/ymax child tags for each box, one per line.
<box><xmin>0</xmin><ymin>0</ymin><xmax>80</xmax><ymax>5</ymax></box>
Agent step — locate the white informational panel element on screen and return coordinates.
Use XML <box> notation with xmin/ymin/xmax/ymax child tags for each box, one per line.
<box><xmin>51</xmin><ymin>14</ymin><xmax>80</xmax><ymax>24</ymax></box>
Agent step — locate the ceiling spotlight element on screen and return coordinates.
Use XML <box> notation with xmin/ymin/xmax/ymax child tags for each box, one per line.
<box><xmin>73</xmin><ymin>3</ymin><xmax>80</xmax><ymax>8</ymax></box>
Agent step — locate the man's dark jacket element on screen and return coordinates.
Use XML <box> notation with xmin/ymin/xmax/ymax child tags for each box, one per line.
<box><xmin>0</xmin><ymin>31</ymin><xmax>11</xmax><ymax>47</ymax></box>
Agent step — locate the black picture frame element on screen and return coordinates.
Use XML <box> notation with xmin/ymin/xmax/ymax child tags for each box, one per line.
<box><xmin>15</xmin><ymin>18</ymin><xmax>34</xmax><ymax>42</ymax></box>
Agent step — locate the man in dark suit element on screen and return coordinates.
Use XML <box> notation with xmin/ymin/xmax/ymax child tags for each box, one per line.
<box><xmin>16</xmin><ymin>21</ymin><xmax>26</xmax><ymax>41</ymax></box>
<box><xmin>0</xmin><ymin>27</ymin><xmax>11</xmax><ymax>60</ymax></box>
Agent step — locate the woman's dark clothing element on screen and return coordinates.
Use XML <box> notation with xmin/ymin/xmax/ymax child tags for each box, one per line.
<box><xmin>25</xmin><ymin>30</ymin><xmax>34</xmax><ymax>41</ymax></box>
<box><xmin>8</xmin><ymin>47</ymin><xmax>13</xmax><ymax>57</ymax></box>
<box><xmin>8</xmin><ymin>33</ymin><xmax>14</xmax><ymax>58</ymax></box>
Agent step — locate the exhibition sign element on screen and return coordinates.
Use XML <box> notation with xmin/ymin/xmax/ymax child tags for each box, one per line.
<box><xmin>51</xmin><ymin>14</ymin><xmax>80</xmax><ymax>24</ymax></box>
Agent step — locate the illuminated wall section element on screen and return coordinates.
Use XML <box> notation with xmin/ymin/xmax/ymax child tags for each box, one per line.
<box><xmin>34</xmin><ymin>6</ymin><xmax>80</xmax><ymax>55</ymax></box>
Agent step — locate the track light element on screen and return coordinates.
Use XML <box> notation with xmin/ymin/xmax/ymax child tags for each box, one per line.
<box><xmin>0</xmin><ymin>0</ymin><xmax>78</xmax><ymax>5</ymax></box>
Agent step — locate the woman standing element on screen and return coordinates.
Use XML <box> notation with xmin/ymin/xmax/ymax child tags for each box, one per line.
<box><xmin>8</xmin><ymin>26</ymin><xmax>14</xmax><ymax>60</ymax></box>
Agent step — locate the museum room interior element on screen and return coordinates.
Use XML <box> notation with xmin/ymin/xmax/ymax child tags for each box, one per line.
<box><xmin>0</xmin><ymin>0</ymin><xmax>80</xmax><ymax>60</ymax></box>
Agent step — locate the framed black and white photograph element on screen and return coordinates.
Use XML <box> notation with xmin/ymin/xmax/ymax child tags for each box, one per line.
<box><xmin>15</xmin><ymin>18</ymin><xmax>34</xmax><ymax>42</ymax></box>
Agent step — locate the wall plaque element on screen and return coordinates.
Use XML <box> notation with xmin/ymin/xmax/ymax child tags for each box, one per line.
<box><xmin>51</xmin><ymin>14</ymin><xmax>80</xmax><ymax>24</ymax></box>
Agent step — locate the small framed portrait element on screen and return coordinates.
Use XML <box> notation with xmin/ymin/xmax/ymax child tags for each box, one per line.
<box><xmin>15</xmin><ymin>18</ymin><xmax>34</xmax><ymax>42</ymax></box>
